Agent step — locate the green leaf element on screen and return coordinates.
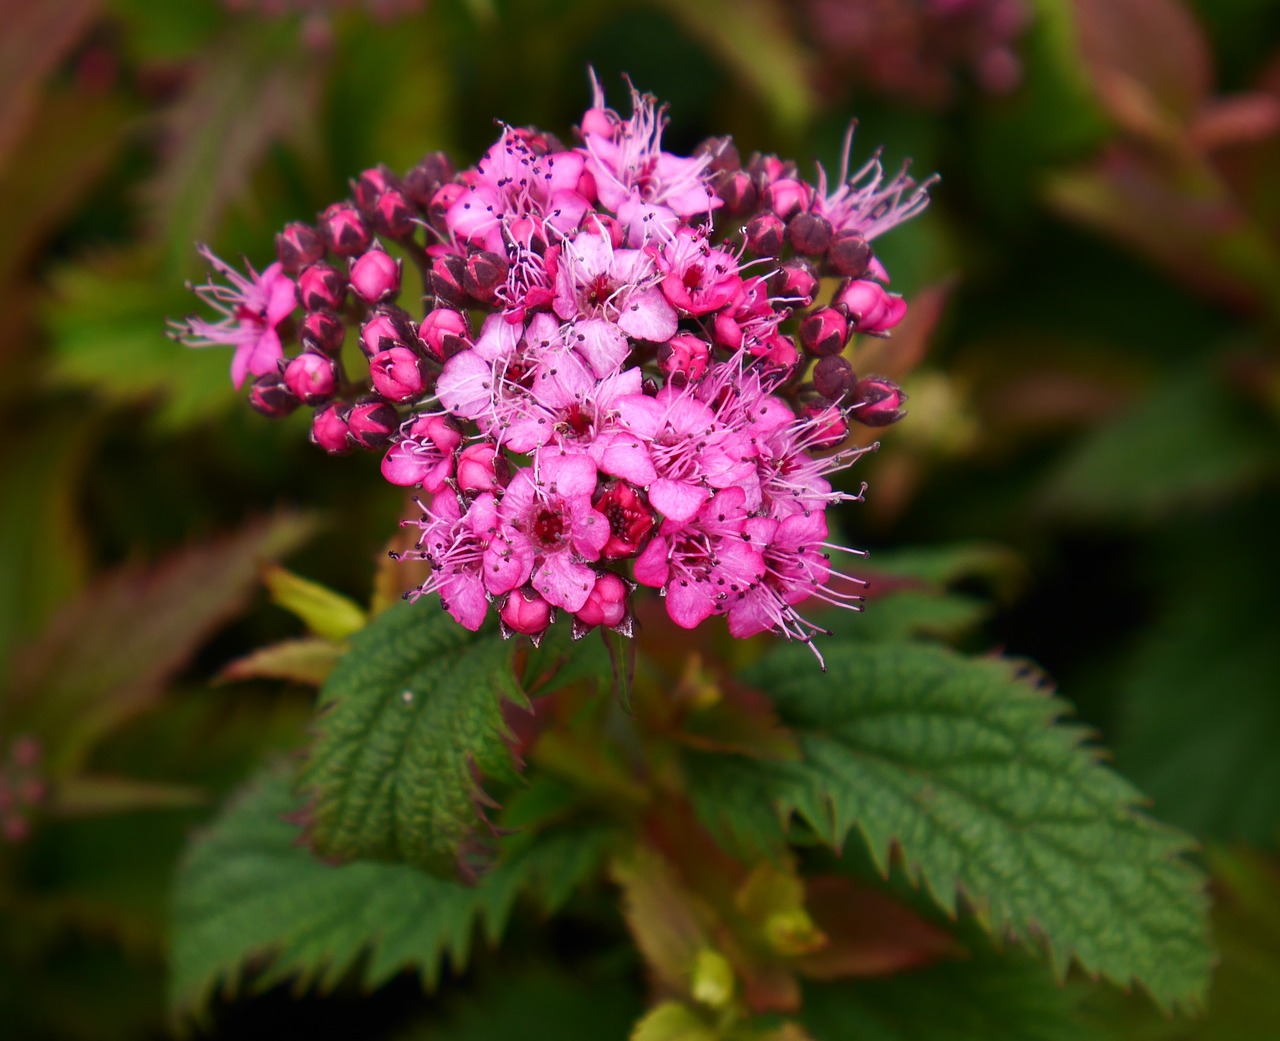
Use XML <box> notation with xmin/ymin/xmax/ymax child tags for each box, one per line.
<box><xmin>298</xmin><ymin>600</ymin><xmax>528</xmax><ymax>875</ymax></box>
<box><xmin>799</xmin><ymin>952</ymin><xmax>1096</xmax><ymax>1041</ymax></box>
<box><xmin>217</xmin><ymin>637</ymin><xmax>344</xmax><ymax>687</ymax></box>
<box><xmin>690</xmin><ymin>641</ymin><xmax>1211</xmax><ymax>1010</ymax></box>
<box><xmin>171</xmin><ymin>764</ymin><xmax>614</xmax><ymax>1016</ymax></box>
<box><xmin>631</xmin><ymin>1001</ymin><xmax>720</xmax><ymax>1041</ymax></box>
<box><xmin>4</xmin><ymin>512</ymin><xmax>316</xmax><ymax>775</ymax></box>
<box><xmin>262</xmin><ymin>565</ymin><xmax>367</xmax><ymax>641</ymax></box>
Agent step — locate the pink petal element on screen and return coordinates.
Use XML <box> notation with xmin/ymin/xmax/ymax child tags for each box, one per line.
<box><xmin>539</xmin><ymin>447</ymin><xmax>598</xmax><ymax>498</ymax></box>
<box><xmin>590</xmin><ymin>431</ymin><xmax>657</xmax><ymax>486</ymax></box>
<box><xmin>649</xmin><ymin>478</ymin><xmax>708</xmax><ymax>524</ymax></box>
<box><xmin>666</xmin><ymin>579</ymin><xmax>717</xmax><ymax>629</ymax></box>
<box><xmin>616</xmin><ymin>286</ymin><xmax>678</xmax><ymax>343</ymax></box>
<box><xmin>568</xmin><ymin>318</ymin><xmax>628</xmax><ymax>378</ymax></box>
<box><xmin>533</xmin><ymin>554</ymin><xmax>595</xmax><ymax>612</ymax></box>
<box><xmin>633</xmin><ymin>536</ymin><xmax>670</xmax><ymax>587</ymax></box>
<box><xmin>231</xmin><ymin>329</ymin><xmax>282</xmax><ymax>389</ymax></box>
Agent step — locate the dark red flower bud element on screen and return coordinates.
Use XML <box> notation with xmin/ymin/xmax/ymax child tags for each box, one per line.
<box><xmin>594</xmin><ymin>481</ymin><xmax>656</xmax><ymax>559</ymax></box>
<box><xmin>462</xmin><ymin>250</ymin><xmax>507</xmax><ymax>302</ymax></box>
<box><xmin>319</xmin><ymin>202</ymin><xmax>371</xmax><ymax>257</ymax></box>
<box><xmin>367</xmin><ymin>188</ymin><xmax>415</xmax><ymax>239</ymax></box>
<box><xmin>813</xmin><ymin>354</ymin><xmax>856</xmax><ymax>400</ymax></box>
<box><xmin>283</xmin><ymin>350</ymin><xmax>338</xmax><ymax>405</ymax></box>
<box><xmin>248</xmin><ymin>371</ymin><xmax>300</xmax><ymax>418</ymax></box>
<box><xmin>369</xmin><ymin>346</ymin><xmax>428</xmax><ymax>402</ymax></box>
<box><xmin>299</xmin><ymin>309</ymin><xmax>345</xmax><ymax>355</ymax></box>
<box><xmin>276</xmin><ymin>221</ymin><xmax>324</xmax><ymax>274</ymax></box>
<box><xmin>353</xmin><ymin>165</ymin><xmax>399</xmax><ymax>212</ymax></box>
<box><xmin>347</xmin><ymin>398</ymin><xmax>400</xmax><ymax>449</ymax></box>
<box><xmin>826</xmin><ymin>230</ymin><xmax>871</xmax><ymax>278</ymax></box>
<box><xmin>850</xmin><ymin>375</ymin><xmax>908</xmax><ymax>427</ymax></box>
<box><xmin>799</xmin><ymin>307</ymin><xmax>850</xmax><ymax>357</ymax></box>
<box><xmin>310</xmin><ymin>402</ymin><xmax>352</xmax><ymax>454</ymax></box>
<box><xmin>428</xmin><ymin>183</ymin><xmax>466</xmax><ymax>229</ymax></box>
<box><xmin>430</xmin><ymin>253</ymin><xmax>468</xmax><ymax>306</ymax></box>
<box><xmin>744</xmin><ymin>212</ymin><xmax>785</xmax><ymax>257</ymax></box>
<box><xmin>714</xmin><ymin>169</ymin><xmax>758</xmax><ymax>217</ymax></box>
<box><xmin>349</xmin><ymin>248</ymin><xmax>402</xmax><ymax>303</ymax></box>
<box><xmin>695</xmin><ymin>135</ymin><xmax>740</xmax><ymax>173</ymax></box>
<box><xmin>788</xmin><ymin>212</ymin><xmax>833</xmax><ymax>257</ymax></box>
<box><xmin>771</xmin><ymin>258</ymin><xmax>818</xmax><ymax>307</ymax></box>
<box><xmin>765</xmin><ymin>178</ymin><xmax>811</xmax><ymax>221</ymax></box>
<box><xmin>296</xmin><ymin>262</ymin><xmax>346</xmax><ymax>311</ymax></box>
<box><xmin>403</xmin><ymin>151</ymin><xmax>455</xmax><ymax>208</ymax></box>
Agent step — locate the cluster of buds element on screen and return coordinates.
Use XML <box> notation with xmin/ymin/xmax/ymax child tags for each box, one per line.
<box><xmin>0</xmin><ymin>736</ymin><xmax>46</xmax><ymax>844</ymax></box>
<box><xmin>173</xmin><ymin>76</ymin><xmax>929</xmax><ymax>662</ymax></box>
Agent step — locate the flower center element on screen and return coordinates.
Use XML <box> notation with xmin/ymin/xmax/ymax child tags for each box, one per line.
<box><xmin>583</xmin><ymin>274</ymin><xmax>616</xmax><ymax>308</ymax></box>
<box><xmin>532</xmin><ymin>506</ymin><xmax>567</xmax><ymax>549</ymax></box>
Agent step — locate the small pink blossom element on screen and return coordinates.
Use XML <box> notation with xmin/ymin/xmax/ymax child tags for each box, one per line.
<box><xmin>380</xmin><ymin>414</ymin><xmax>462</xmax><ymax>490</ymax></box>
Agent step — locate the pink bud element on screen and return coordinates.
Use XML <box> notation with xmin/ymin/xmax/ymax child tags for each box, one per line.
<box><xmin>462</xmin><ymin>250</ymin><xmax>507</xmax><ymax>302</ymax></box>
<box><xmin>299</xmin><ymin>309</ymin><xmax>345</xmax><ymax>355</ymax></box>
<box><xmin>297</xmin><ymin>262</ymin><xmax>346</xmax><ymax>311</ymax></box>
<box><xmin>788</xmin><ymin>212</ymin><xmax>833</xmax><ymax>256</ymax></box>
<box><xmin>798</xmin><ymin>307</ymin><xmax>849</xmax><ymax>357</ymax></box>
<box><xmin>428</xmin><ymin>183</ymin><xmax>467</xmax><ymax>229</ymax></box>
<box><xmin>353</xmin><ymin>165</ymin><xmax>398</xmax><ymax>212</ymax></box>
<box><xmin>347</xmin><ymin>399</ymin><xmax>399</xmax><ymax>449</ymax></box>
<box><xmin>370</xmin><ymin>347</ymin><xmax>428</xmax><ymax>402</ymax></box>
<box><xmin>360</xmin><ymin>308</ymin><xmax>419</xmax><ymax>357</ymax></box>
<box><xmin>430</xmin><ymin>254</ymin><xmax>467</xmax><ymax>306</ymax></box>
<box><xmin>757</xmin><ymin>332</ymin><xmax>800</xmax><ymax>369</ymax></box>
<box><xmin>657</xmin><ymin>333</ymin><xmax>711</xmax><ymax>386</ymax></box>
<box><xmin>350</xmin><ymin>248</ymin><xmax>402</xmax><ymax>303</ymax></box>
<box><xmin>771</xmin><ymin>259</ymin><xmax>818</xmax><ymax>307</ymax></box>
<box><xmin>851</xmin><ymin>376</ymin><xmax>907</xmax><ymax>427</ymax></box>
<box><xmin>456</xmin><ymin>442</ymin><xmax>505</xmax><ymax>492</ymax></box>
<box><xmin>284</xmin><ymin>351</ymin><xmax>338</xmax><ymax>405</ymax></box>
<box><xmin>800</xmin><ymin>403</ymin><xmax>849</xmax><ymax>447</ymax></box>
<box><xmin>575</xmin><ymin>572</ymin><xmax>628</xmax><ymax>630</ymax></box>
<box><xmin>418</xmin><ymin>308</ymin><xmax>470</xmax><ymax>361</ymax></box>
<box><xmin>744</xmin><ymin>212</ymin><xmax>785</xmax><ymax>257</ymax></box>
<box><xmin>371</xmin><ymin>189</ymin><xmax>415</xmax><ymax>238</ymax></box>
<box><xmin>310</xmin><ymin>402</ymin><xmax>352</xmax><ymax>454</ymax></box>
<box><xmin>765</xmin><ymin>178</ymin><xmax>812</xmax><ymax>221</ymax></box>
<box><xmin>834</xmin><ymin>279</ymin><xmax>907</xmax><ymax>335</ymax></box>
<box><xmin>580</xmin><ymin>107</ymin><xmax>616</xmax><ymax>140</ymax></box>
<box><xmin>500</xmin><ymin>587</ymin><xmax>553</xmax><ymax>636</ymax></box>
<box><xmin>248</xmin><ymin>372</ymin><xmax>300</xmax><ymax>418</ymax></box>
<box><xmin>276</xmin><ymin>221</ymin><xmax>325</xmax><ymax>274</ymax></box>
<box><xmin>714</xmin><ymin>169</ymin><xmax>758</xmax><ymax>216</ymax></box>
<box><xmin>403</xmin><ymin>151</ymin><xmax>455</xmax><ymax>208</ymax></box>
<box><xmin>319</xmin><ymin>201</ymin><xmax>371</xmax><ymax>256</ymax></box>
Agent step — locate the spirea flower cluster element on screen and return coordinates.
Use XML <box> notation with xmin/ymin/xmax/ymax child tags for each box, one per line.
<box><xmin>172</xmin><ymin>77</ymin><xmax>932</xmax><ymax>662</ymax></box>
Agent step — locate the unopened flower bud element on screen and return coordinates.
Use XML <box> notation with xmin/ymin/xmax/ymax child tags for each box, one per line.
<box><xmin>310</xmin><ymin>402</ymin><xmax>352</xmax><ymax>454</ymax></box>
<box><xmin>284</xmin><ymin>350</ymin><xmax>338</xmax><ymax>405</ymax></box>
<box><xmin>595</xmin><ymin>481</ymin><xmax>656</xmax><ymax>559</ymax></box>
<box><xmin>851</xmin><ymin>375</ymin><xmax>907</xmax><ymax>427</ymax></box>
<box><xmin>788</xmin><ymin>212</ymin><xmax>833</xmax><ymax>256</ymax></box>
<box><xmin>456</xmin><ymin>442</ymin><xmax>506</xmax><ymax>492</ymax></box>
<box><xmin>319</xmin><ymin>201</ymin><xmax>372</xmax><ymax>256</ymax></box>
<box><xmin>799</xmin><ymin>307</ymin><xmax>850</xmax><ymax>357</ymax></box>
<box><xmin>418</xmin><ymin>307</ymin><xmax>470</xmax><ymax>361</ymax></box>
<box><xmin>297</xmin><ymin>261</ymin><xmax>346</xmax><ymax>311</ymax></box>
<box><xmin>758</xmin><ymin>332</ymin><xmax>800</xmax><ymax>370</ymax></box>
<box><xmin>347</xmin><ymin>398</ymin><xmax>400</xmax><ymax>449</ymax></box>
<box><xmin>826</xmin><ymin>230</ymin><xmax>871</xmax><ymax>278</ymax></box>
<box><xmin>299</xmin><ymin>309</ymin><xmax>345</xmax><ymax>355</ymax></box>
<box><xmin>353</xmin><ymin>165</ymin><xmax>398</xmax><ymax>212</ymax></box>
<box><xmin>712</xmin><ymin>312</ymin><xmax>744</xmax><ymax>351</ymax></box>
<box><xmin>462</xmin><ymin>250</ymin><xmax>507</xmax><ymax>302</ymax></box>
<box><xmin>430</xmin><ymin>253</ymin><xmax>468</xmax><ymax>306</ymax></box>
<box><xmin>403</xmin><ymin>151</ymin><xmax>455</xmax><ymax>208</ymax></box>
<box><xmin>350</xmin><ymin>248</ymin><xmax>402</xmax><ymax>303</ymax></box>
<box><xmin>360</xmin><ymin>307</ymin><xmax>419</xmax><ymax>357</ymax></box>
<box><xmin>772</xmin><ymin>258</ymin><xmax>818</xmax><ymax>307</ymax></box>
<box><xmin>501</xmin><ymin>587</ymin><xmax>553</xmax><ymax>636</ymax></box>
<box><xmin>714</xmin><ymin>169</ymin><xmax>758</xmax><ymax>217</ymax></box>
<box><xmin>657</xmin><ymin>333</ymin><xmax>711</xmax><ymax>387</ymax></box>
<box><xmin>695</xmin><ymin>135</ymin><xmax>740</xmax><ymax>173</ymax></box>
<box><xmin>575</xmin><ymin>571</ymin><xmax>628</xmax><ymax>630</ymax></box>
<box><xmin>813</xmin><ymin>355</ymin><xmax>856</xmax><ymax>400</ymax></box>
<box><xmin>580</xmin><ymin>107</ymin><xmax>616</xmax><ymax>140</ymax></box>
<box><xmin>800</xmin><ymin>403</ymin><xmax>849</xmax><ymax>447</ymax></box>
<box><xmin>744</xmin><ymin>212</ymin><xmax>785</xmax><ymax>257</ymax></box>
<box><xmin>276</xmin><ymin>221</ymin><xmax>325</xmax><ymax>274</ymax></box>
<box><xmin>370</xmin><ymin>188</ymin><xmax>416</xmax><ymax>238</ymax></box>
<box><xmin>370</xmin><ymin>346</ymin><xmax>428</xmax><ymax>402</ymax></box>
<box><xmin>834</xmin><ymin>279</ymin><xmax>907</xmax><ymax>335</ymax></box>
<box><xmin>765</xmin><ymin>178</ymin><xmax>811</xmax><ymax>221</ymax></box>
<box><xmin>248</xmin><ymin>372</ymin><xmax>300</xmax><ymax>418</ymax></box>
<box><xmin>428</xmin><ymin>183</ymin><xmax>466</xmax><ymax>229</ymax></box>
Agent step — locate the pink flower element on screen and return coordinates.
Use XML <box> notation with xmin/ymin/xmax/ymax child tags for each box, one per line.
<box><xmin>656</xmin><ymin>227</ymin><xmax>743</xmax><ymax>316</ymax></box>
<box><xmin>404</xmin><ymin>490</ymin><xmax>532</xmax><ymax>631</ymax></box>
<box><xmin>812</xmin><ymin>125</ymin><xmax>935</xmax><ymax>242</ymax></box>
<box><xmin>553</xmin><ymin>229</ymin><xmax>678</xmax><ymax>369</ymax></box>
<box><xmin>172</xmin><ymin>246</ymin><xmax>296</xmax><ymax>389</ymax></box>
<box><xmin>380</xmin><ymin>414</ymin><xmax>463</xmax><ymax>490</ymax></box>
<box><xmin>447</xmin><ymin>127</ymin><xmax>592</xmax><ymax>253</ymax></box>
<box><xmin>499</xmin><ymin>448</ymin><xmax>609</xmax><ymax>612</ymax></box>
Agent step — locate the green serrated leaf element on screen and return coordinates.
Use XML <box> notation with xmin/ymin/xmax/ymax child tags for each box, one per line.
<box><xmin>171</xmin><ymin>764</ymin><xmax>614</xmax><ymax>1017</ymax></box>
<box><xmin>800</xmin><ymin>952</ymin><xmax>1096</xmax><ymax>1041</ymax></box>
<box><xmin>298</xmin><ymin>600</ymin><xmax>528</xmax><ymax>875</ymax></box>
<box><xmin>262</xmin><ymin>565</ymin><xmax>367</xmax><ymax>641</ymax></box>
<box><xmin>691</xmin><ymin>641</ymin><xmax>1211</xmax><ymax>1010</ymax></box>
